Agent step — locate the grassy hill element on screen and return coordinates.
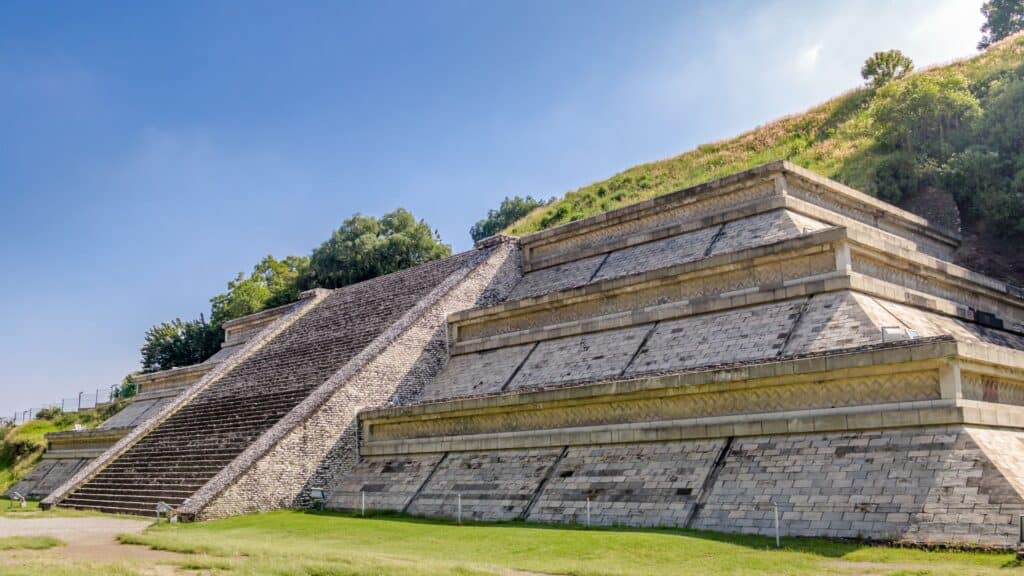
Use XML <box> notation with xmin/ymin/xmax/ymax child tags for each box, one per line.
<box><xmin>0</xmin><ymin>403</ymin><xmax>126</xmax><ymax>493</ymax></box>
<box><xmin>507</xmin><ymin>34</ymin><xmax>1024</xmax><ymax>284</ymax></box>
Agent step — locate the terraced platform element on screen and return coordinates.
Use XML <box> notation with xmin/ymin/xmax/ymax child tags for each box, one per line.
<box><xmin>328</xmin><ymin>162</ymin><xmax>1024</xmax><ymax>548</ymax></box>
<box><xmin>45</xmin><ymin>240</ymin><xmax>519</xmax><ymax>518</ymax></box>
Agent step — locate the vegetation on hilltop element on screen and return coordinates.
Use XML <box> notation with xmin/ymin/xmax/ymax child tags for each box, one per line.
<box><xmin>140</xmin><ymin>208</ymin><xmax>450</xmax><ymax>373</ymax></box>
<box><xmin>504</xmin><ymin>33</ymin><xmax>1024</xmax><ymax>286</ymax></box>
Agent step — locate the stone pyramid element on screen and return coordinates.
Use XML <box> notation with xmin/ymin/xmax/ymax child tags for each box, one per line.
<box><xmin>328</xmin><ymin>162</ymin><xmax>1024</xmax><ymax>548</ymax></box>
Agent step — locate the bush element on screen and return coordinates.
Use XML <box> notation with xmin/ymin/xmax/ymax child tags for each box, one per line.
<box><xmin>34</xmin><ymin>406</ymin><xmax>62</xmax><ymax>421</ymax></box>
<box><xmin>870</xmin><ymin>71</ymin><xmax>982</xmax><ymax>161</ymax></box>
<box><xmin>469</xmin><ymin>196</ymin><xmax>546</xmax><ymax>242</ymax></box>
<box><xmin>940</xmin><ymin>148</ymin><xmax>1005</xmax><ymax>216</ymax></box>
<box><xmin>873</xmin><ymin>152</ymin><xmax>922</xmax><ymax>203</ymax></box>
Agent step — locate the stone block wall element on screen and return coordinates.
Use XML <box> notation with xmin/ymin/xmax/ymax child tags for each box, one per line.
<box><xmin>528</xmin><ymin>440</ymin><xmax>725</xmax><ymax>527</ymax></box>
<box><xmin>327</xmin><ymin>454</ymin><xmax>443</xmax><ymax>512</ymax></box>
<box><xmin>692</xmin><ymin>426</ymin><xmax>1024</xmax><ymax>547</ymax></box>
<box><xmin>332</xmin><ymin>426</ymin><xmax>1024</xmax><ymax>548</ymax></box>
<box><xmin>191</xmin><ymin>242</ymin><xmax>522</xmax><ymax>519</ymax></box>
<box><xmin>407</xmin><ymin>449</ymin><xmax>563</xmax><ymax>521</ymax></box>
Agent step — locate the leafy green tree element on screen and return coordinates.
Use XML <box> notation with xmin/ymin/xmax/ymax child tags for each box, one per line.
<box><xmin>210</xmin><ymin>255</ymin><xmax>308</xmax><ymax>327</ymax></box>
<box><xmin>470</xmin><ymin>196</ymin><xmax>546</xmax><ymax>242</ymax></box>
<box><xmin>861</xmin><ymin>50</ymin><xmax>914</xmax><ymax>89</ymax></box>
<box><xmin>979</xmin><ymin>0</ymin><xmax>1024</xmax><ymax>49</ymax></box>
<box><xmin>115</xmin><ymin>374</ymin><xmax>138</xmax><ymax>400</ymax></box>
<box><xmin>140</xmin><ymin>316</ymin><xmax>222</xmax><ymax>373</ymax></box>
<box><xmin>869</xmin><ymin>71</ymin><xmax>982</xmax><ymax>161</ymax></box>
<box><xmin>302</xmin><ymin>208</ymin><xmax>451</xmax><ymax>289</ymax></box>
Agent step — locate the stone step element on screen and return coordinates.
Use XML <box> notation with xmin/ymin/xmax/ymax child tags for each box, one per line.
<box><xmin>73</xmin><ymin>486</ymin><xmax>197</xmax><ymax>500</ymax></box>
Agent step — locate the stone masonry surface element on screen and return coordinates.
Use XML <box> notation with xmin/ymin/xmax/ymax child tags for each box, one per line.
<box><xmin>326</xmin><ymin>454</ymin><xmax>444</xmax><ymax>512</ymax></box>
<box><xmin>406</xmin><ymin>448</ymin><xmax>563</xmax><ymax>521</ymax></box>
<box><xmin>506</xmin><ymin>324</ymin><xmax>652</xmax><ymax>391</ymax></box>
<box><xmin>194</xmin><ymin>242</ymin><xmax>521</xmax><ymax>519</ymax></box>
<box><xmin>508</xmin><ymin>254</ymin><xmax>604</xmax><ymax>301</ymax></box>
<box><xmin>60</xmin><ymin>249</ymin><xmax>483</xmax><ymax>516</ymax></box>
<box><xmin>590</xmin><ymin>223</ymin><xmax>720</xmax><ymax>282</ymax></box>
<box><xmin>528</xmin><ymin>440</ymin><xmax>725</xmax><ymax>527</ymax></box>
<box><xmin>708</xmin><ymin>209</ymin><xmax>829</xmax><ymax>256</ymax></box>
<box><xmin>692</xmin><ymin>426</ymin><xmax>1024</xmax><ymax>548</ymax></box>
<box><xmin>624</xmin><ymin>299</ymin><xmax>805</xmax><ymax>375</ymax></box>
<box><xmin>421</xmin><ymin>343</ymin><xmax>534</xmax><ymax>401</ymax></box>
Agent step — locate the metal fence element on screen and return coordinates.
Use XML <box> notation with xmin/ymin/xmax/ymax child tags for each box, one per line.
<box><xmin>3</xmin><ymin>385</ymin><xmax>120</xmax><ymax>427</ymax></box>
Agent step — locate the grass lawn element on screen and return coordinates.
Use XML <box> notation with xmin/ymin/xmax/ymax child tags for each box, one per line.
<box><xmin>0</xmin><ymin>498</ymin><xmax>107</xmax><ymax>519</ymax></box>
<box><xmin>103</xmin><ymin>511</ymin><xmax>1023</xmax><ymax>576</ymax></box>
<box><xmin>0</xmin><ymin>536</ymin><xmax>61</xmax><ymax>551</ymax></box>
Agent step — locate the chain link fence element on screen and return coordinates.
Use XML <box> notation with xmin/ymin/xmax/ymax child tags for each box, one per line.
<box><xmin>2</xmin><ymin>385</ymin><xmax>121</xmax><ymax>426</ymax></box>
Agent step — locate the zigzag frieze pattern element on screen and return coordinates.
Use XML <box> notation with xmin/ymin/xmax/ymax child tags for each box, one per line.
<box><xmin>853</xmin><ymin>254</ymin><xmax>1024</xmax><ymax>330</ymax></box>
<box><xmin>962</xmin><ymin>373</ymin><xmax>1024</xmax><ymax>406</ymax></box>
<box><xmin>371</xmin><ymin>372</ymin><xmax>940</xmax><ymax>441</ymax></box>
<box><xmin>786</xmin><ymin>182</ymin><xmax>950</xmax><ymax>258</ymax></box>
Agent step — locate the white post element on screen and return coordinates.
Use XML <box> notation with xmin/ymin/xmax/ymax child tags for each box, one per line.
<box><xmin>361</xmin><ymin>491</ymin><xmax>365</xmax><ymax>517</ymax></box>
<box><xmin>457</xmin><ymin>494</ymin><xmax>462</xmax><ymax>525</ymax></box>
<box><xmin>586</xmin><ymin>497</ymin><xmax>591</xmax><ymax>528</ymax></box>
<box><xmin>773</xmin><ymin>502</ymin><xmax>780</xmax><ymax>548</ymax></box>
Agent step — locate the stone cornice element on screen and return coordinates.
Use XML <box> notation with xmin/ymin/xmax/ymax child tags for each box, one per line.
<box><xmin>516</xmin><ymin>162</ymin><xmax>959</xmax><ymax>272</ymax></box>
<box><xmin>358</xmin><ymin>338</ymin><xmax>1024</xmax><ymax>456</ymax></box>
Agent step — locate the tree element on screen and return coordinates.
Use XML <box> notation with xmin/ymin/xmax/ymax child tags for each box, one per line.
<box><xmin>140</xmin><ymin>316</ymin><xmax>222</xmax><ymax>373</ymax></box>
<box><xmin>861</xmin><ymin>50</ymin><xmax>914</xmax><ymax>89</ymax></box>
<box><xmin>869</xmin><ymin>71</ymin><xmax>981</xmax><ymax>161</ymax></box>
<box><xmin>114</xmin><ymin>374</ymin><xmax>138</xmax><ymax>399</ymax></box>
<box><xmin>469</xmin><ymin>196</ymin><xmax>546</xmax><ymax>242</ymax></box>
<box><xmin>979</xmin><ymin>0</ymin><xmax>1024</xmax><ymax>49</ymax></box>
<box><xmin>303</xmin><ymin>209</ymin><xmax>451</xmax><ymax>290</ymax></box>
<box><xmin>210</xmin><ymin>255</ymin><xmax>308</xmax><ymax>327</ymax></box>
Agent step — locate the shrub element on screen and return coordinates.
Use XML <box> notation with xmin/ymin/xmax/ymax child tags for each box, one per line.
<box><xmin>870</xmin><ymin>71</ymin><xmax>982</xmax><ymax>161</ymax></box>
<box><xmin>470</xmin><ymin>196</ymin><xmax>546</xmax><ymax>242</ymax></box>
<box><xmin>34</xmin><ymin>406</ymin><xmax>62</xmax><ymax>421</ymax></box>
<box><xmin>873</xmin><ymin>152</ymin><xmax>921</xmax><ymax>203</ymax></box>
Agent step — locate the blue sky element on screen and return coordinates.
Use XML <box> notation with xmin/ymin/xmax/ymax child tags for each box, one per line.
<box><xmin>0</xmin><ymin>0</ymin><xmax>984</xmax><ymax>415</ymax></box>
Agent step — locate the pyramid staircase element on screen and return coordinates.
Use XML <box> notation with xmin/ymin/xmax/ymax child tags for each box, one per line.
<box><xmin>53</xmin><ymin>249</ymin><xmax>484</xmax><ymax>516</ymax></box>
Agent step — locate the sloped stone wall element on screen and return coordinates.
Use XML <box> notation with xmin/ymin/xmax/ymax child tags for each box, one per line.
<box><xmin>193</xmin><ymin>242</ymin><xmax>521</xmax><ymax>519</ymax></box>
<box><xmin>407</xmin><ymin>449</ymin><xmax>563</xmax><ymax>521</ymax></box>
<box><xmin>331</xmin><ymin>426</ymin><xmax>1024</xmax><ymax>548</ymax></box>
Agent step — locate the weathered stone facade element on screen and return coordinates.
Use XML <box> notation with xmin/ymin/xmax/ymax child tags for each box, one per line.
<box><xmin>45</xmin><ymin>161</ymin><xmax>1024</xmax><ymax>548</ymax></box>
<box><xmin>332</xmin><ymin>162</ymin><xmax>1024</xmax><ymax>548</ymax></box>
<box><xmin>8</xmin><ymin>308</ymin><xmax>287</xmax><ymax>501</ymax></box>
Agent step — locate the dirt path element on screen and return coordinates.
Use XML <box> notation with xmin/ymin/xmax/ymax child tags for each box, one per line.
<box><xmin>0</xmin><ymin>516</ymin><xmax>187</xmax><ymax>568</ymax></box>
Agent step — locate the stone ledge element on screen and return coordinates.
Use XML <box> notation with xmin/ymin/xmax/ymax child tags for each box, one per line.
<box><xmin>361</xmin><ymin>402</ymin><xmax>976</xmax><ymax>456</ymax></box>
<box><xmin>451</xmin><ymin>227</ymin><xmax>844</xmax><ymax>326</ymax></box>
<box><xmin>42</xmin><ymin>449</ymin><xmax>109</xmax><ymax>459</ymax></box>
<box><xmin>517</xmin><ymin>162</ymin><xmax>958</xmax><ymax>270</ymax></box>
<box><xmin>371</xmin><ymin>338</ymin><xmax>961</xmax><ymax>422</ymax></box>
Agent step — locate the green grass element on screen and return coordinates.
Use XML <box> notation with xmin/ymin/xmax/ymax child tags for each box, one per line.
<box><xmin>112</xmin><ymin>510</ymin><xmax>1020</xmax><ymax>576</ymax></box>
<box><xmin>0</xmin><ymin>498</ymin><xmax>109</xmax><ymax>519</ymax></box>
<box><xmin>0</xmin><ymin>536</ymin><xmax>61</xmax><ymax>551</ymax></box>
<box><xmin>507</xmin><ymin>33</ymin><xmax>1024</xmax><ymax>235</ymax></box>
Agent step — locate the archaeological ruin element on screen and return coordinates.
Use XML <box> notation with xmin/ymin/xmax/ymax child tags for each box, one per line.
<box><xmin>37</xmin><ymin>161</ymin><xmax>1024</xmax><ymax>548</ymax></box>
